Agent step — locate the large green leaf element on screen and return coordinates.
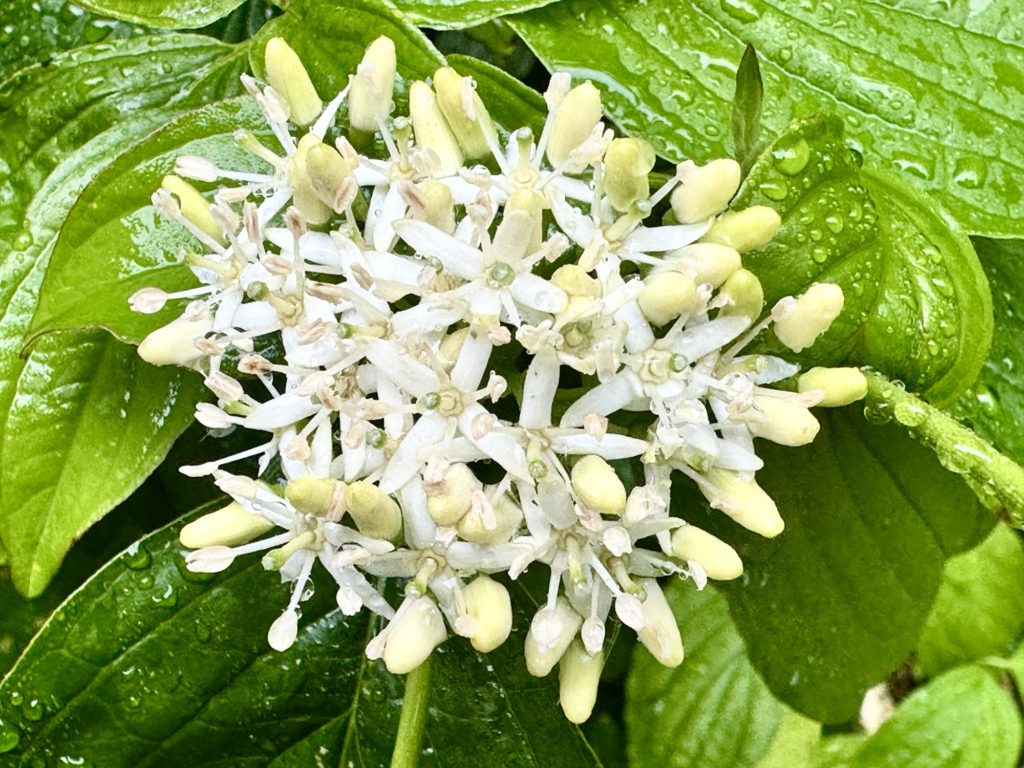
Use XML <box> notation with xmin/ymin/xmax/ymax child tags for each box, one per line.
<box><xmin>74</xmin><ymin>0</ymin><xmax>246</xmax><ymax>29</ymax></box>
<box><xmin>849</xmin><ymin>666</ymin><xmax>1022</xmax><ymax>768</ymax></box>
<box><xmin>392</xmin><ymin>0</ymin><xmax>564</xmax><ymax>30</ymax></box>
<box><xmin>735</xmin><ymin>115</ymin><xmax>991</xmax><ymax>405</ymax></box>
<box><xmin>0</xmin><ymin>35</ymin><xmax>248</xmax><ymax>596</ymax></box>
<box><xmin>0</xmin><ymin>512</ymin><xmax>602</xmax><ymax>766</ymax></box>
<box><xmin>916</xmin><ymin>524</ymin><xmax>1024</xmax><ymax>677</ymax></box>
<box><xmin>510</xmin><ymin>0</ymin><xmax>1024</xmax><ymax>238</ymax></box>
<box><xmin>625</xmin><ymin>583</ymin><xmax>818</xmax><ymax>768</ymax></box>
<box><xmin>683</xmin><ymin>410</ymin><xmax>992</xmax><ymax>722</ymax></box>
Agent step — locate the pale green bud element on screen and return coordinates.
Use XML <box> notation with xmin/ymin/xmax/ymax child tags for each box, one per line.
<box><xmin>264</xmin><ymin>37</ymin><xmax>322</xmax><ymax>126</ymax></box>
<box><xmin>559</xmin><ymin>639</ymin><xmax>604</xmax><ymax>723</ymax></box>
<box><xmin>306</xmin><ymin>143</ymin><xmax>356</xmax><ymax>213</ymax></box>
<box><xmin>571</xmin><ymin>455</ymin><xmax>626</xmax><ymax>516</ymax></box>
<box><xmin>349</xmin><ymin>36</ymin><xmax>396</xmax><ymax>132</ymax></box>
<box><xmin>747</xmin><ymin>394</ymin><xmax>820</xmax><ymax>447</ymax></box>
<box><xmin>670</xmin><ymin>525</ymin><xmax>743</xmax><ymax>580</ymax></box>
<box><xmin>667</xmin><ymin>243</ymin><xmax>741</xmax><ymax>288</ymax></box>
<box><xmin>603</xmin><ymin>137</ymin><xmax>655</xmax><ymax>212</ymax></box>
<box><xmin>138</xmin><ymin>314</ymin><xmax>213</xmax><ymax>367</ymax></box>
<box><xmin>346</xmin><ymin>480</ymin><xmax>403</xmax><ymax>540</ymax></box>
<box><xmin>701</xmin><ymin>468</ymin><xmax>784</xmax><ymax>538</ymax></box>
<box><xmin>670</xmin><ymin>158</ymin><xmax>742</xmax><ymax>223</ymax></box>
<box><xmin>551</xmin><ymin>264</ymin><xmax>601</xmax><ymax>299</ymax></box>
<box><xmin>179</xmin><ymin>502</ymin><xmax>275</xmax><ymax>549</ymax></box>
<box><xmin>798</xmin><ymin>366</ymin><xmax>868</xmax><ymax>407</ymax></box>
<box><xmin>702</xmin><ymin>205</ymin><xmax>781</xmax><ymax>252</ymax></box>
<box><xmin>438</xmin><ymin>327</ymin><xmax>470</xmax><ymax>369</ymax></box>
<box><xmin>287</xmin><ymin>133</ymin><xmax>333</xmax><ymax>225</ymax></box>
<box><xmin>546</xmin><ymin>81</ymin><xmax>602</xmax><ymax>168</ymax></box>
<box><xmin>382</xmin><ymin>597</ymin><xmax>447</xmax><ymax>674</ymax></box>
<box><xmin>525</xmin><ymin>597</ymin><xmax>583</xmax><ymax>677</ymax></box>
<box><xmin>457</xmin><ymin>493</ymin><xmax>524</xmax><ymax>544</ymax></box>
<box><xmin>638</xmin><ymin>270</ymin><xmax>699</xmax><ymax>326</ymax></box>
<box><xmin>427</xmin><ymin>463</ymin><xmax>480</xmax><ymax>526</ymax></box>
<box><xmin>636</xmin><ymin>579</ymin><xmax>684</xmax><ymax>667</ymax></box>
<box><xmin>718</xmin><ymin>268</ymin><xmax>764</xmax><ymax>320</ymax></box>
<box><xmin>161</xmin><ymin>175</ymin><xmax>223</xmax><ymax>243</ymax></box>
<box><xmin>409</xmin><ymin>179</ymin><xmax>456</xmax><ymax>234</ymax></box>
<box><xmin>773</xmin><ymin>283</ymin><xmax>844</xmax><ymax>352</ymax></box>
<box><xmin>409</xmin><ymin>80</ymin><xmax>464</xmax><ymax>175</ymax></box>
<box><xmin>505</xmin><ymin>188</ymin><xmax>546</xmax><ymax>255</ymax></box>
<box><xmin>285</xmin><ymin>476</ymin><xmax>346</xmax><ymax>519</ymax></box>
<box><xmin>432</xmin><ymin>66</ymin><xmax>496</xmax><ymax>160</ymax></box>
<box><xmin>263</xmin><ymin>530</ymin><xmax>316</xmax><ymax>571</ymax></box>
<box><xmin>463</xmin><ymin>575</ymin><xmax>513</xmax><ymax>653</ymax></box>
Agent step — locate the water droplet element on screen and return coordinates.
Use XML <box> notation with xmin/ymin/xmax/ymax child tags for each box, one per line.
<box><xmin>931</xmin><ymin>276</ymin><xmax>954</xmax><ymax>298</ymax></box>
<box><xmin>824</xmin><ymin>215</ymin><xmax>844</xmax><ymax>234</ymax></box>
<box><xmin>152</xmin><ymin>583</ymin><xmax>177</xmax><ymax>608</ymax></box>
<box><xmin>718</xmin><ymin>0</ymin><xmax>761</xmax><ymax>22</ymax></box>
<box><xmin>779</xmin><ymin>47</ymin><xmax>793</xmax><ymax>62</ymax></box>
<box><xmin>0</xmin><ymin>718</ymin><xmax>19</xmax><ymax>753</ymax></box>
<box><xmin>952</xmin><ymin>156</ymin><xmax>987</xmax><ymax>189</ymax></box>
<box><xmin>773</xmin><ymin>138</ymin><xmax>810</xmax><ymax>175</ymax></box>
<box><xmin>22</xmin><ymin>699</ymin><xmax>43</xmax><ymax>722</ymax></box>
<box><xmin>811</xmin><ymin>247</ymin><xmax>829</xmax><ymax>264</ymax></box>
<box><xmin>13</xmin><ymin>230</ymin><xmax>32</xmax><ymax>250</ymax></box>
<box><xmin>894</xmin><ymin>400</ymin><xmax>927</xmax><ymax>427</ymax></box>
<box><xmin>8</xmin><ymin>691</ymin><xmax>22</xmax><ymax>707</ymax></box>
<box><xmin>124</xmin><ymin>543</ymin><xmax>152</xmax><ymax>571</ymax></box>
<box><xmin>759</xmin><ymin>180</ymin><xmax>789</xmax><ymax>201</ymax></box>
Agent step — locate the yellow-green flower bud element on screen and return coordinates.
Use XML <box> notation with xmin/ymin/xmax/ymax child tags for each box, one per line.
<box><xmin>138</xmin><ymin>314</ymin><xmax>213</xmax><ymax>367</ymax></box>
<box><xmin>546</xmin><ymin>81</ymin><xmax>602</xmax><ymax>168</ymax></box>
<box><xmin>349</xmin><ymin>36</ymin><xmax>396</xmax><ymax>132</ymax></box>
<box><xmin>559</xmin><ymin>639</ymin><xmax>604</xmax><ymax>723</ymax></box>
<box><xmin>671</xmin><ymin>158</ymin><xmax>742</xmax><ymax>223</ymax></box>
<box><xmin>603</xmin><ymin>137</ymin><xmax>655</xmax><ymax>212</ymax></box>
<box><xmin>161</xmin><ymin>175</ymin><xmax>223</xmax><ymax>243</ymax></box>
<box><xmin>409</xmin><ymin>179</ymin><xmax>456</xmax><ymax>234</ymax></box>
<box><xmin>306</xmin><ymin>143</ymin><xmax>355</xmax><ymax>213</ymax></box>
<box><xmin>409</xmin><ymin>80</ymin><xmax>464</xmax><ymax>175</ymax></box>
<box><xmin>382</xmin><ymin>597</ymin><xmax>447</xmax><ymax>674</ymax></box>
<box><xmin>717</xmin><ymin>268</ymin><xmax>764</xmax><ymax>320</ymax></box>
<box><xmin>432</xmin><ymin>66</ymin><xmax>496</xmax><ymax>160</ymax></box>
<box><xmin>747</xmin><ymin>395</ymin><xmax>820</xmax><ymax>447</ymax></box>
<box><xmin>264</xmin><ymin>37</ymin><xmax>322</xmax><ymax>126</ymax></box>
<box><xmin>505</xmin><ymin>188</ymin><xmax>546</xmax><ymax>255</ymax></box>
<box><xmin>638</xmin><ymin>270</ymin><xmax>699</xmax><ymax>326</ymax></box>
<box><xmin>457</xmin><ymin>493</ymin><xmax>524</xmax><ymax>544</ymax></box>
<box><xmin>287</xmin><ymin>133</ymin><xmax>333</xmax><ymax>225</ymax></box>
<box><xmin>701</xmin><ymin>468</ymin><xmax>784</xmax><ymax>538</ymax></box>
<box><xmin>346</xmin><ymin>480</ymin><xmax>403</xmax><ymax>540</ymax></box>
<box><xmin>179</xmin><ymin>501</ymin><xmax>275</xmax><ymax>549</ymax></box>
<box><xmin>636</xmin><ymin>579</ymin><xmax>684</xmax><ymax>667</ymax></box>
<box><xmin>571</xmin><ymin>455</ymin><xmax>626</xmax><ymax>516</ymax></box>
<box><xmin>438</xmin><ymin>327</ymin><xmax>470</xmax><ymax>369</ymax></box>
<box><xmin>667</xmin><ymin>243</ymin><xmax>741</xmax><ymax>288</ymax></box>
<box><xmin>463</xmin><ymin>575</ymin><xmax>513</xmax><ymax>653</ymax></box>
<box><xmin>670</xmin><ymin>525</ymin><xmax>743</xmax><ymax>580</ymax></box>
<box><xmin>798</xmin><ymin>366</ymin><xmax>868</xmax><ymax>407</ymax></box>
<box><xmin>426</xmin><ymin>463</ymin><xmax>480</xmax><ymax>526</ymax></box>
<box><xmin>773</xmin><ymin>283</ymin><xmax>844</xmax><ymax>353</ymax></box>
<box><xmin>702</xmin><ymin>205</ymin><xmax>781</xmax><ymax>253</ymax></box>
<box><xmin>525</xmin><ymin>597</ymin><xmax>582</xmax><ymax>677</ymax></box>
<box><xmin>551</xmin><ymin>264</ymin><xmax>601</xmax><ymax>299</ymax></box>
<box><xmin>285</xmin><ymin>476</ymin><xmax>346</xmax><ymax>520</ymax></box>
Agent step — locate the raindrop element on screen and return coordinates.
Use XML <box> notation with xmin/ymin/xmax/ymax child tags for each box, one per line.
<box><xmin>124</xmin><ymin>543</ymin><xmax>152</xmax><ymax>571</ymax></box>
<box><xmin>0</xmin><ymin>717</ymin><xmax>19</xmax><ymax>753</ymax></box>
<box><xmin>773</xmin><ymin>138</ymin><xmax>810</xmax><ymax>175</ymax></box>
<box><xmin>759</xmin><ymin>180</ymin><xmax>788</xmax><ymax>201</ymax></box>
<box><xmin>22</xmin><ymin>699</ymin><xmax>43</xmax><ymax>722</ymax></box>
<box><xmin>952</xmin><ymin>156</ymin><xmax>987</xmax><ymax>189</ymax></box>
<box><xmin>718</xmin><ymin>0</ymin><xmax>762</xmax><ymax>23</ymax></box>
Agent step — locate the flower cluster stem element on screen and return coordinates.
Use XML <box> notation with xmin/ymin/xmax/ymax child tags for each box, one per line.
<box><xmin>389</xmin><ymin>654</ymin><xmax>434</xmax><ymax>768</ymax></box>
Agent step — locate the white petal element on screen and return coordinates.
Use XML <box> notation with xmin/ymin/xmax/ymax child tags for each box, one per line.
<box><xmin>560</xmin><ymin>372</ymin><xmax>643</xmax><ymax>427</ymax></box>
<box><xmin>520</xmin><ymin>349</ymin><xmax>560</xmax><ymax>429</ymax></box>
<box><xmin>244</xmin><ymin>393</ymin><xmax>320</xmax><ymax>431</ymax></box>
<box><xmin>365</xmin><ymin>340</ymin><xmax>441</xmax><ymax>398</ymax></box>
<box><xmin>379</xmin><ymin>413</ymin><xmax>447</xmax><ymax>493</ymax></box>
<box><xmin>458</xmin><ymin>405</ymin><xmax>531</xmax><ymax>480</ymax></box>
<box><xmin>549</xmin><ymin>189</ymin><xmax>597</xmax><ymax>247</ymax></box>
<box><xmin>670</xmin><ymin>316</ymin><xmax>750</xmax><ymax>361</ymax></box>
<box><xmin>393</xmin><ymin>218</ymin><xmax>484</xmax><ymax>280</ymax></box>
<box><xmin>510</xmin><ymin>273</ymin><xmax>568</xmax><ymax>314</ymax></box>
<box><xmin>450</xmin><ymin>330</ymin><xmax>493</xmax><ymax>391</ymax></box>
<box><xmin>623</xmin><ymin>221</ymin><xmax>710</xmax><ymax>254</ymax></box>
<box><xmin>372</xmin><ymin>184</ymin><xmax>409</xmax><ymax>252</ymax></box>
<box><xmin>549</xmin><ymin>432</ymin><xmax>648</xmax><ymax>459</ymax></box>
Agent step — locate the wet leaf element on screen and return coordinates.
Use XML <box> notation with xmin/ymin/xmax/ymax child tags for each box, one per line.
<box><xmin>75</xmin><ymin>0</ymin><xmax>246</xmax><ymax>29</ymax></box>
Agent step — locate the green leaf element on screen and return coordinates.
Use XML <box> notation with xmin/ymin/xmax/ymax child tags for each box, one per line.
<box><xmin>0</xmin><ymin>35</ymin><xmax>248</xmax><ymax>596</ymax></box>
<box><xmin>953</xmin><ymin>239</ymin><xmax>1024</xmax><ymax>465</ymax></box>
<box><xmin>0</xmin><ymin>0</ymin><xmax>142</xmax><ymax>82</ymax></box>
<box><xmin>509</xmin><ymin>0</ymin><xmax>1024</xmax><ymax>238</ymax></box>
<box><xmin>393</xmin><ymin>0</ymin><xmax>565</xmax><ymax>30</ymax></box>
<box><xmin>0</xmin><ymin>512</ymin><xmax>602</xmax><ymax>766</ymax></box>
<box><xmin>849</xmin><ymin>666</ymin><xmax>1022</xmax><ymax>768</ymax></box>
<box><xmin>735</xmin><ymin>115</ymin><xmax>992</xmax><ymax>405</ymax></box>
<box><xmin>625</xmin><ymin>583</ymin><xmax>817</xmax><ymax>768</ymax></box>
<box><xmin>688</xmin><ymin>410</ymin><xmax>992</xmax><ymax>722</ymax></box>
<box><xmin>731</xmin><ymin>44</ymin><xmax>764</xmax><ymax>173</ymax></box>
<box><xmin>74</xmin><ymin>0</ymin><xmax>246</xmax><ymax>29</ymax></box>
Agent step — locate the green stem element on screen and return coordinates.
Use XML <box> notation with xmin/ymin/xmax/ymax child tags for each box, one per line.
<box><xmin>864</xmin><ymin>370</ymin><xmax>1024</xmax><ymax>525</ymax></box>
<box><xmin>389</xmin><ymin>655</ymin><xmax>434</xmax><ymax>768</ymax></box>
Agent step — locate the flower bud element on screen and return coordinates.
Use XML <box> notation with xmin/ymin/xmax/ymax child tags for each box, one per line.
<box><xmin>772</xmin><ymin>283</ymin><xmax>844</xmax><ymax>352</ymax></box>
<box><xmin>409</xmin><ymin>81</ymin><xmax>464</xmax><ymax>175</ymax></box>
<box><xmin>306</xmin><ymin>143</ymin><xmax>356</xmax><ymax>213</ymax></box>
<box><xmin>571</xmin><ymin>455</ymin><xmax>626</xmax><ymax>516</ymax></box>
<box><xmin>746</xmin><ymin>395</ymin><xmax>820</xmax><ymax>447</ymax></box>
<box><xmin>701</xmin><ymin>468</ymin><xmax>784</xmax><ymax>538</ymax></box>
<box><xmin>137</xmin><ymin>314</ymin><xmax>213</xmax><ymax>367</ymax></box>
<box><xmin>798</xmin><ymin>366</ymin><xmax>868</xmax><ymax>407</ymax></box>
<box><xmin>667</xmin><ymin>243</ymin><xmax>741</xmax><ymax>288</ymax></box>
<box><xmin>185</xmin><ymin>545</ymin><xmax>236</xmax><ymax>573</ymax></box>
<box><xmin>285</xmin><ymin>476</ymin><xmax>346</xmax><ymax>520</ymax></box>
<box><xmin>559</xmin><ymin>639</ymin><xmax>604</xmax><ymax>723</ymax></box>
<box><xmin>702</xmin><ymin>205</ymin><xmax>781</xmax><ymax>252</ymax></box>
<box><xmin>264</xmin><ymin>37</ymin><xmax>322</xmax><ymax>126</ymax></box>
<box><xmin>525</xmin><ymin>597</ymin><xmax>583</xmax><ymax>677</ymax></box>
<box><xmin>671</xmin><ymin>159</ymin><xmax>742</xmax><ymax>223</ymax></box>
<box><xmin>546</xmin><ymin>81</ymin><xmax>602</xmax><ymax>168</ymax></box>
<box><xmin>287</xmin><ymin>133</ymin><xmax>333</xmax><ymax>225</ymax></box>
<box><xmin>408</xmin><ymin>179</ymin><xmax>456</xmax><ymax>234</ymax></box>
<box><xmin>603</xmin><ymin>137</ymin><xmax>655</xmax><ymax>212</ymax></box>
<box><xmin>505</xmin><ymin>188</ymin><xmax>546</xmax><ymax>255</ymax></box>
<box><xmin>432</xmin><ymin>66</ymin><xmax>496</xmax><ymax>160</ymax></box>
<box><xmin>438</xmin><ymin>327</ymin><xmax>470</xmax><ymax>369</ymax></box>
<box><xmin>457</xmin><ymin>493</ymin><xmax>524</xmax><ymax>544</ymax></box>
<box><xmin>671</xmin><ymin>525</ymin><xmax>743</xmax><ymax>580</ymax></box>
<box><xmin>463</xmin><ymin>575</ymin><xmax>513</xmax><ymax>653</ymax></box>
<box><xmin>179</xmin><ymin>501</ymin><xmax>275</xmax><ymax>549</ymax></box>
<box><xmin>551</xmin><ymin>264</ymin><xmax>601</xmax><ymax>299</ymax></box>
<box><xmin>349</xmin><ymin>36</ymin><xmax>396</xmax><ymax>132</ymax></box>
<box><xmin>382</xmin><ymin>597</ymin><xmax>448</xmax><ymax>674</ymax></box>
<box><xmin>638</xmin><ymin>270</ymin><xmax>699</xmax><ymax>326</ymax></box>
<box><xmin>161</xmin><ymin>175</ymin><xmax>223</xmax><ymax>243</ymax></box>
<box><xmin>346</xmin><ymin>480</ymin><xmax>403</xmax><ymax>540</ymax></box>
<box><xmin>427</xmin><ymin>463</ymin><xmax>480</xmax><ymax>526</ymax></box>
<box><xmin>717</xmin><ymin>267</ymin><xmax>764</xmax><ymax>320</ymax></box>
<box><xmin>636</xmin><ymin>579</ymin><xmax>684</xmax><ymax>667</ymax></box>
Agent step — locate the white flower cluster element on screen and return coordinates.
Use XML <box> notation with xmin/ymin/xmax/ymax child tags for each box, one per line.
<box><xmin>130</xmin><ymin>37</ymin><xmax>868</xmax><ymax>722</ymax></box>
